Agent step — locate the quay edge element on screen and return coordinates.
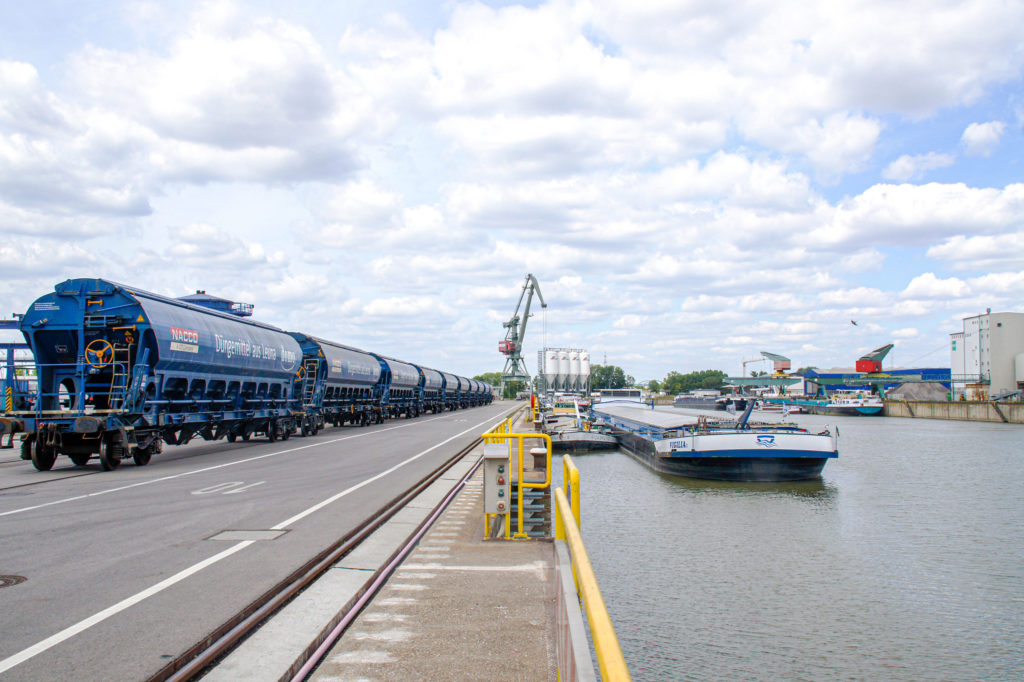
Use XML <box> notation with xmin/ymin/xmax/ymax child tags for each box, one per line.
<box><xmin>883</xmin><ymin>400</ymin><xmax>1024</xmax><ymax>424</ymax></box>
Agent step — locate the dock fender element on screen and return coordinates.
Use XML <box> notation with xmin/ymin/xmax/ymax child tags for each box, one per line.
<box><xmin>73</xmin><ymin>416</ymin><xmax>104</xmax><ymax>434</ymax></box>
<box><xmin>0</xmin><ymin>417</ymin><xmax>24</xmax><ymax>435</ymax></box>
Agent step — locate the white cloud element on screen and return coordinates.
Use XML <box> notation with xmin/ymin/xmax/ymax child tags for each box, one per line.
<box><xmin>961</xmin><ymin>121</ymin><xmax>1006</xmax><ymax>157</ymax></box>
<box><xmin>1</xmin><ymin>0</ymin><xmax>1023</xmax><ymax>379</ymax></box>
<box><xmin>882</xmin><ymin>152</ymin><xmax>956</xmax><ymax>181</ymax></box>
<box><xmin>901</xmin><ymin>273</ymin><xmax>969</xmax><ymax>299</ymax></box>
<box><xmin>167</xmin><ymin>223</ymin><xmax>287</xmax><ymax>270</ymax></box>
<box><xmin>927</xmin><ymin>232</ymin><xmax>1024</xmax><ymax>271</ymax></box>
<box><xmin>814</xmin><ymin>183</ymin><xmax>1024</xmax><ymax>247</ymax></box>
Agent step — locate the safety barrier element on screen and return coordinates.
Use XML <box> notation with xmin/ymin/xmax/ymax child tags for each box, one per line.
<box><xmin>480</xmin><ymin>427</ymin><xmax>552</xmax><ymax>540</ymax></box>
<box><xmin>553</xmin><ymin>455</ymin><xmax>630</xmax><ymax>681</ymax></box>
<box><xmin>484</xmin><ymin>416</ymin><xmax>514</xmax><ymax>443</ymax></box>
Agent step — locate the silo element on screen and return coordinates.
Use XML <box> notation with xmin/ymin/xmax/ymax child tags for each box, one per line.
<box><xmin>544</xmin><ymin>350</ymin><xmax>559</xmax><ymax>392</ymax></box>
<box><xmin>579</xmin><ymin>350</ymin><xmax>591</xmax><ymax>393</ymax></box>
<box><xmin>558</xmin><ymin>350</ymin><xmax>570</xmax><ymax>392</ymax></box>
<box><xmin>568</xmin><ymin>351</ymin><xmax>581</xmax><ymax>392</ymax></box>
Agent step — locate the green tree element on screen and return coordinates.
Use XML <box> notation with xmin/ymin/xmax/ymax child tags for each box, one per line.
<box><xmin>590</xmin><ymin>364</ymin><xmax>634</xmax><ymax>390</ymax></box>
<box><xmin>661</xmin><ymin>369</ymin><xmax>727</xmax><ymax>394</ymax></box>
<box><xmin>473</xmin><ymin>371</ymin><xmax>502</xmax><ymax>386</ymax></box>
<box><xmin>648</xmin><ymin>379</ymin><xmax>661</xmax><ymax>392</ymax></box>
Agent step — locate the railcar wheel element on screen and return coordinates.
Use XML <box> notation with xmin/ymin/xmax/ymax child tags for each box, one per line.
<box><xmin>133</xmin><ymin>448</ymin><xmax>152</xmax><ymax>466</ymax></box>
<box><xmin>300</xmin><ymin>421</ymin><xmax>310</xmax><ymax>437</ymax></box>
<box><xmin>268</xmin><ymin>423</ymin><xmax>278</xmax><ymax>442</ymax></box>
<box><xmin>69</xmin><ymin>453</ymin><xmax>91</xmax><ymax>466</ymax></box>
<box><xmin>242</xmin><ymin>433</ymin><xmax>251</xmax><ymax>441</ymax></box>
<box><xmin>99</xmin><ymin>441</ymin><xmax>121</xmax><ymax>471</ymax></box>
<box><xmin>31</xmin><ymin>443</ymin><xmax>57</xmax><ymax>471</ymax></box>
<box><xmin>281</xmin><ymin>426</ymin><xmax>290</xmax><ymax>441</ymax></box>
<box><xmin>227</xmin><ymin>433</ymin><xmax>237</xmax><ymax>443</ymax></box>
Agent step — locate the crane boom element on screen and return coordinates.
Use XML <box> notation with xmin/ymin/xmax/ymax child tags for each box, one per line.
<box><xmin>499</xmin><ymin>274</ymin><xmax>546</xmax><ymax>394</ymax></box>
<box><xmin>518</xmin><ymin>274</ymin><xmax>545</xmax><ymax>345</ymax></box>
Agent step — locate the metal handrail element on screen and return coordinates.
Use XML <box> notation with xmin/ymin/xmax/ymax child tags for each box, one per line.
<box><xmin>553</xmin><ymin>485</ymin><xmax>630</xmax><ymax>680</ymax></box>
<box><xmin>479</xmin><ymin>427</ymin><xmax>552</xmax><ymax>539</ymax></box>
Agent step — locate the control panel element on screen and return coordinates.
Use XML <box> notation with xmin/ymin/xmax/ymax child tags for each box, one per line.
<box><xmin>483</xmin><ymin>443</ymin><xmax>511</xmax><ymax>515</ymax></box>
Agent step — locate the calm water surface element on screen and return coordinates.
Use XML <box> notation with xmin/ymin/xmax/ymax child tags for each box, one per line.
<box><xmin>560</xmin><ymin>411</ymin><xmax>1024</xmax><ymax>681</ymax></box>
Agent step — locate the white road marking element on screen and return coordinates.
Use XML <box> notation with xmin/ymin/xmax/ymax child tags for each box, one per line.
<box><xmin>0</xmin><ymin>411</ymin><xmax>498</xmax><ymax>518</ymax></box>
<box><xmin>223</xmin><ymin>481</ymin><xmax>266</xmax><ymax>495</ymax></box>
<box><xmin>0</xmin><ymin>541</ymin><xmax>254</xmax><ymax>675</ymax></box>
<box><xmin>402</xmin><ymin>561</ymin><xmax>549</xmax><ymax>576</ymax></box>
<box><xmin>270</xmin><ymin>415</ymin><xmax>497</xmax><ymax>530</ymax></box>
<box><xmin>192</xmin><ymin>481</ymin><xmax>245</xmax><ymax>495</ymax></box>
<box><xmin>0</xmin><ymin>411</ymin><xmax>508</xmax><ymax>674</ymax></box>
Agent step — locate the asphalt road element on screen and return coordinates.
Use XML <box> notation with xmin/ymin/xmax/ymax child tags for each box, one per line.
<box><xmin>0</xmin><ymin>402</ymin><xmax>518</xmax><ymax>681</ymax></box>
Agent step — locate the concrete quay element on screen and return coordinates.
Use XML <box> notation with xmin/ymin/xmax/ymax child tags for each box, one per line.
<box><xmin>883</xmin><ymin>399</ymin><xmax>1024</xmax><ymax>423</ymax></box>
<box><xmin>308</xmin><ymin>466</ymin><xmax>558</xmax><ymax>681</ymax></box>
<box><xmin>207</xmin><ymin>413</ymin><xmax>571</xmax><ymax>681</ymax></box>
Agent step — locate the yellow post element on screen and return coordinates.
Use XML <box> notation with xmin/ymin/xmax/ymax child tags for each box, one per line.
<box><xmin>562</xmin><ymin>456</ymin><xmax>581</xmax><ymax>530</ymax></box>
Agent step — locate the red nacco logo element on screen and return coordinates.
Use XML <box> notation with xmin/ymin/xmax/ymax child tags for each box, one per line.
<box><xmin>170</xmin><ymin>327</ymin><xmax>199</xmax><ymax>345</ymax></box>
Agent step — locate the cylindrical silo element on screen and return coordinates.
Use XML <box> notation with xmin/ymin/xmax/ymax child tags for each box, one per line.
<box><xmin>580</xmin><ymin>351</ymin><xmax>591</xmax><ymax>393</ymax></box>
<box><xmin>558</xmin><ymin>350</ymin><xmax>569</xmax><ymax>392</ymax></box>
<box><xmin>544</xmin><ymin>350</ymin><xmax>559</xmax><ymax>392</ymax></box>
<box><xmin>568</xmin><ymin>351</ymin><xmax>580</xmax><ymax>392</ymax></box>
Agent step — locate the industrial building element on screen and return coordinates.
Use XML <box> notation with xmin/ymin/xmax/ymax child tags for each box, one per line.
<box><xmin>537</xmin><ymin>347</ymin><xmax>590</xmax><ymax>393</ymax></box>
<box><xmin>950</xmin><ymin>311</ymin><xmax>1024</xmax><ymax>399</ymax></box>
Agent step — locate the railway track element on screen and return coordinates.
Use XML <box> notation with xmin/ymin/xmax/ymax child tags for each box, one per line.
<box><xmin>148</xmin><ymin>406</ymin><xmax>523</xmax><ymax>682</ymax></box>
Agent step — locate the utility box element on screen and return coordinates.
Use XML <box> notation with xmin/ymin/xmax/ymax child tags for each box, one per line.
<box><xmin>483</xmin><ymin>443</ymin><xmax>510</xmax><ymax>515</ymax></box>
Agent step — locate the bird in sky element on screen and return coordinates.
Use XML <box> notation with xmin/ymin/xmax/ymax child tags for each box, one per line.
<box><xmin>851</xmin><ymin>320</ymin><xmax>858</xmax><ymax>326</ymax></box>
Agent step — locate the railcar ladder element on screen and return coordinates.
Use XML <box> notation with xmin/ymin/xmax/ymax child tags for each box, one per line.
<box><xmin>108</xmin><ymin>344</ymin><xmax>132</xmax><ymax>410</ymax></box>
<box><xmin>302</xmin><ymin>359</ymin><xmax>320</xmax><ymax>406</ymax></box>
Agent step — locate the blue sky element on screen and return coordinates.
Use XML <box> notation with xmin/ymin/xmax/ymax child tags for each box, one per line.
<box><xmin>1</xmin><ymin>0</ymin><xmax>1022</xmax><ymax>381</ymax></box>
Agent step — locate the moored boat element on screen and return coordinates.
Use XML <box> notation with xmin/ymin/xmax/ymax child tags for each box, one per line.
<box><xmin>765</xmin><ymin>393</ymin><xmax>882</xmax><ymax>416</ymax></box>
<box><xmin>591</xmin><ymin>403</ymin><xmax>837</xmax><ymax>482</ymax></box>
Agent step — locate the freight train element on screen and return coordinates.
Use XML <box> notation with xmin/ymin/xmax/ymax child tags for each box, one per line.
<box><xmin>0</xmin><ymin>279</ymin><xmax>494</xmax><ymax>471</ymax></box>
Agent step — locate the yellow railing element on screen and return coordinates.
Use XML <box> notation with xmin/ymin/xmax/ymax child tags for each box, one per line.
<box><xmin>557</xmin><ymin>456</ymin><xmax>581</xmax><ymax>534</ymax></box>
<box><xmin>484</xmin><ymin>416</ymin><xmax>513</xmax><ymax>443</ymax></box>
<box><xmin>553</xmin><ymin>455</ymin><xmax>630</xmax><ymax>681</ymax></box>
<box><xmin>481</xmin><ymin>423</ymin><xmax>552</xmax><ymax>540</ymax></box>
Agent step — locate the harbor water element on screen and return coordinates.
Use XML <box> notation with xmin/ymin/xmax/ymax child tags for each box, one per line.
<box><xmin>562</xmin><ymin>409</ymin><xmax>1024</xmax><ymax>681</ymax></box>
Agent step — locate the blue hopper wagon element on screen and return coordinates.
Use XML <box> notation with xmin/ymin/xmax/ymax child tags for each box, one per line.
<box><xmin>0</xmin><ymin>278</ymin><xmax>496</xmax><ymax>472</ymax></box>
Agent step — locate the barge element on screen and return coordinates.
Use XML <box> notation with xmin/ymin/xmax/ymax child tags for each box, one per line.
<box><xmin>764</xmin><ymin>393</ymin><xmax>883</xmax><ymax>416</ymax></box>
<box><xmin>591</xmin><ymin>402</ymin><xmax>837</xmax><ymax>482</ymax></box>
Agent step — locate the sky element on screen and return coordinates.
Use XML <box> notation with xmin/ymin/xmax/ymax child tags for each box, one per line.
<box><xmin>1</xmin><ymin>0</ymin><xmax>1022</xmax><ymax>382</ymax></box>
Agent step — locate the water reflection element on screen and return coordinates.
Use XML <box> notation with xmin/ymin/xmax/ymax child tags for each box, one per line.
<box><xmin>656</xmin><ymin>470</ymin><xmax>838</xmax><ymax>500</ymax></box>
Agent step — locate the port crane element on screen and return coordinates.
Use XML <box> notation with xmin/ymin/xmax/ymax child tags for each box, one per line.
<box><xmin>499</xmin><ymin>274</ymin><xmax>546</xmax><ymax>395</ymax></box>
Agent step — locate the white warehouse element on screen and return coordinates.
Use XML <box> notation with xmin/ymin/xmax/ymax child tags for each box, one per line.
<box><xmin>950</xmin><ymin>311</ymin><xmax>1024</xmax><ymax>399</ymax></box>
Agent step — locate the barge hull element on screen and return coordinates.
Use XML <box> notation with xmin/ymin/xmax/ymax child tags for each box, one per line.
<box><xmin>617</xmin><ymin>431</ymin><xmax>830</xmax><ymax>482</ymax></box>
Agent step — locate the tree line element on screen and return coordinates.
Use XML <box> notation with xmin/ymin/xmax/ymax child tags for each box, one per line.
<box><xmin>475</xmin><ymin>366</ymin><xmax>728</xmax><ymax>397</ymax></box>
<box><xmin>648</xmin><ymin>369</ymin><xmax>727</xmax><ymax>394</ymax></box>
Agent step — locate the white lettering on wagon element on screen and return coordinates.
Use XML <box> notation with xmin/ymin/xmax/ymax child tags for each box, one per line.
<box><xmin>213</xmin><ymin>334</ymin><xmax>294</xmax><ymax>367</ymax></box>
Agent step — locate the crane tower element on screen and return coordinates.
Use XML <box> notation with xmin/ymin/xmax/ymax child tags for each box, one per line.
<box><xmin>499</xmin><ymin>273</ymin><xmax>546</xmax><ymax>396</ymax></box>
